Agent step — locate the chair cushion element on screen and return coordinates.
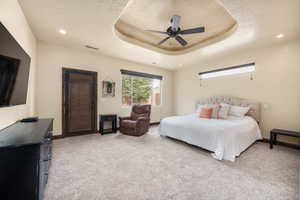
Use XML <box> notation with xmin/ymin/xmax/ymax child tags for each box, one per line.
<box><xmin>122</xmin><ymin>120</ymin><xmax>137</xmax><ymax>128</ymax></box>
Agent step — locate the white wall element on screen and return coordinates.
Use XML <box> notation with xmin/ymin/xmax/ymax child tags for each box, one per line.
<box><xmin>36</xmin><ymin>42</ymin><xmax>174</xmax><ymax>135</ymax></box>
<box><xmin>174</xmin><ymin>40</ymin><xmax>300</xmax><ymax>143</ymax></box>
<box><xmin>3</xmin><ymin>0</ymin><xmax>297</xmax><ymax>145</ymax></box>
<box><xmin>0</xmin><ymin>0</ymin><xmax>37</xmax><ymax>129</ymax></box>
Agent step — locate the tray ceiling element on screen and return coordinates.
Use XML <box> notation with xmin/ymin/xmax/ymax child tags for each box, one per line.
<box><xmin>18</xmin><ymin>0</ymin><xmax>300</xmax><ymax>69</ymax></box>
<box><xmin>114</xmin><ymin>0</ymin><xmax>238</xmax><ymax>55</ymax></box>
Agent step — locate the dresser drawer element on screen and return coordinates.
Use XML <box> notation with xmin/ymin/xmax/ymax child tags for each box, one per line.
<box><xmin>40</xmin><ymin>142</ymin><xmax>52</xmax><ymax>162</ymax></box>
<box><xmin>39</xmin><ymin>160</ymin><xmax>50</xmax><ymax>200</ymax></box>
<box><xmin>40</xmin><ymin>160</ymin><xmax>50</xmax><ymax>173</ymax></box>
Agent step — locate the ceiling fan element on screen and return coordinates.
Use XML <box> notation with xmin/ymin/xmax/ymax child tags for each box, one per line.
<box><xmin>146</xmin><ymin>15</ymin><xmax>205</xmax><ymax>47</ymax></box>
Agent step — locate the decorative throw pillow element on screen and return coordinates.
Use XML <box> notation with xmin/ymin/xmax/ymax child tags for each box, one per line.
<box><xmin>205</xmin><ymin>104</ymin><xmax>220</xmax><ymax>119</ymax></box>
<box><xmin>199</xmin><ymin>107</ymin><xmax>213</xmax><ymax>119</ymax></box>
<box><xmin>218</xmin><ymin>103</ymin><xmax>230</xmax><ymax>119</ymax></box>
<box><xmin>229</xmin><ymin>105</ymin><xmax>250</xmax><ymax>117</ymax></box>
<box><xmin>196</xmin><ymin>104</ymin><xmax>219</xmax><ymax>119</ymax></box>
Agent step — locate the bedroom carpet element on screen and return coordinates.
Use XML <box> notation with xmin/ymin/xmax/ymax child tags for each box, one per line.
<box><xmin>45</xmin><ymin>126</ymin><xmax>300</xmax><ymax>200</ymax></box>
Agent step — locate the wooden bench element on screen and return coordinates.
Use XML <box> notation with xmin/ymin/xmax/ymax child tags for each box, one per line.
<box><xmin>270</xmin><ymin>129</ymin><xmax>300</xmax><ymax>149</ymax></box>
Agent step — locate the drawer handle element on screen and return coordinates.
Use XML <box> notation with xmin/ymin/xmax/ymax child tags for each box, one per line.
<box><xmin>44</xmin><ymin>138</ymin><xmax>51</xmax><ymax>142</ymax></box>
<box><xmin>43</xmin><ymin>158</ymin><xmax>52</xmax><ymax>162</ymax></box>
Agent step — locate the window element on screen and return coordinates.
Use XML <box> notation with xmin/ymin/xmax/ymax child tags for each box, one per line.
<box><xmin>198</xmin><ymin>63</ymin><xmax>255</xmax><ymax>79</ymax></box>
<box><xmin>121</xmin><ymin>70</ymin><xmax>162</xmax><ymax>106</ymax></box>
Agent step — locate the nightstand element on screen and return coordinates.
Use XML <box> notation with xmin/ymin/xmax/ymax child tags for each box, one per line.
<box><xmin>270</xmin><ymin>129</ymin><xmax>300</xmax><ymax>149</ymax></box>
<box><xmin>99</xmin><ymin>114</ymin><xmax>117</xmax><ymax>134</ymax></box>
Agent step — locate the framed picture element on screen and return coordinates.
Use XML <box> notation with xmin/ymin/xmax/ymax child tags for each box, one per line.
<box><xmin>102</xmin><ymin>81</ymin><xmax>115</xmax><ymax>97</ymax></box>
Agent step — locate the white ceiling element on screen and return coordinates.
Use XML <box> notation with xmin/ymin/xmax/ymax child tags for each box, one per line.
<box><xmin>19</xmin><ymin>0</ymin><xmax>300</xmax><ymax>70</ymax></box>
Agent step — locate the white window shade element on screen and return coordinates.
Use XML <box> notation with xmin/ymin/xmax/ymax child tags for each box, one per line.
<box><xmin>198</xmin><ymin>63</ymin><xmax>255</xmax><ymax>79</ymax></box>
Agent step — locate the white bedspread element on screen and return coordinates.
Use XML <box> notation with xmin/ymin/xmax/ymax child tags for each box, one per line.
<box><xmin>159</xmin><ymin>114</ymin><xmax>262</xmax><ymax>161</ymax></box>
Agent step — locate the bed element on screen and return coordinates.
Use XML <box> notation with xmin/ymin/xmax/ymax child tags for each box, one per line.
<box><xmin>159</xmin><ymin>96</ymin><xmax>262</xmax><ymax>161</ymax></box>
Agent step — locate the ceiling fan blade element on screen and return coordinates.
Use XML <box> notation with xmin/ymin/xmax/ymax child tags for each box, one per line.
<box><xmin>146</xmin><ymin>30</ymin><xmax>168</xmax><ymax>34</ymax></box>
<box><xmin>171</xmin><ymin>15</ymin><xmax>181</xmax><ymax>31</ymax></box>
<box><xmin>180</xmin><ymin>27</ymin><xmax>205</xmax><ymax>35</ymax></box>
<box><xmin>175</xmin><ymin>36</ymin><xmax>188</xmax><ymax>46</ymax></box>
<box><xmin>158</xmin><ymin>37</ymin><xmax>170</xmax><ymax>45</ymax></box>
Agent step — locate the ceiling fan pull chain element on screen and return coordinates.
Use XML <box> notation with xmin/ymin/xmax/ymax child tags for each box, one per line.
<box><xmin>250</xmin><ymin>73</ymin><xmax>253</xmax><ymax>80</ymax></box>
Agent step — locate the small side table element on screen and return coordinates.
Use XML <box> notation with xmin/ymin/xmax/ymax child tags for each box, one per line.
<box><xmin>270</xmin><ymin>129</ymin><xmax>300</xmax><ymax>149</ymax></box>
<box><xmin>99</xmin><ymin>114</ymin><xmax>117</xmax><ymax>134</ymax></box>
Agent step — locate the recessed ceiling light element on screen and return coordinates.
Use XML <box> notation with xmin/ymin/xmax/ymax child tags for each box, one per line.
<box><xmin>59</xmin><ymin>29</ymin><xmax>67</xmax><ymax>35</ymax></box>
<box><xmin>276</xmin><ymin>34</ymin><xmax>284</xmax><ymax>39</ymax></box>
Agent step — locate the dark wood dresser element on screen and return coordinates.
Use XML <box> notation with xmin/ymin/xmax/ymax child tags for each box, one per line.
<box><xmin>0</xmin><ymin>119</ymin><xmax>54</xmax><ymax>200</ymax></box>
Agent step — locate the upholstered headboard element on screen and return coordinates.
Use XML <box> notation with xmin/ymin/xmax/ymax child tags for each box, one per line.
<box><xmin>197</xmin><ymin>96</ymin><xmax>261</xmax><ymax>123</ymax></box>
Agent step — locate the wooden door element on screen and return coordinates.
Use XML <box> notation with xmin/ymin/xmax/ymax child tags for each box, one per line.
<box><xmin>62</xmin><ymin>68</ymin><xmax>97</xmax><ymax>136</ymax></box>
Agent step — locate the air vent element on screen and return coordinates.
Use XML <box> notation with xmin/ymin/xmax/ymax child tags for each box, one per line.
<box><xmin>85</xmin><ymin>45</ymin><xmax>99</xmax><ymax>50</ymax></box>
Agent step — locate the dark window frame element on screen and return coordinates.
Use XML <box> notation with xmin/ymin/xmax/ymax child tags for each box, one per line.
<box><xmin>198</xmin><ymin>62</ymin><xmax>255</xmax><ymax>76</ymax></box>
<box><xmin>120</xmin><ymin>69</ymin><xmax>163</xmax><ymax>80</ymax></box>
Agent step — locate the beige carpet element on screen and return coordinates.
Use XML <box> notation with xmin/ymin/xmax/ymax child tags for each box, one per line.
<box><xmin>45</xmin><ymin>126</ymin><xmax>300</xmax><ymax>200</ymax></box>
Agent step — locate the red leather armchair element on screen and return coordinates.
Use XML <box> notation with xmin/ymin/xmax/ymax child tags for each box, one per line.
<box><xmin>119</xmin><ymin>104</ymin><xmax>151</xmax><ymax>136</ymax></box>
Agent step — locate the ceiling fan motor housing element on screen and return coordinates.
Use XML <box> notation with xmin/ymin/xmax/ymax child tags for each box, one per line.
<box><xmin>170</xmin><ymin>15</ymin><xmax>181</xmax><ymax>32</ymax></box>
<box><xmin>167</xmin><ymin>26</ymin><xmax>181</xmax><ymax>37</ymax></box>
<box><xmin>146</xmin><ymin>15</ymin><xmax>205</xmax><ymax>46</ymax></box>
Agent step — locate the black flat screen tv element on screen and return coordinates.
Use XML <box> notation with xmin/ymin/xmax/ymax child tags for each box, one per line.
<box><xmin>0</xmin><ymin>22</ymin><xmax>31</xmax><ymax>107</ymax></box>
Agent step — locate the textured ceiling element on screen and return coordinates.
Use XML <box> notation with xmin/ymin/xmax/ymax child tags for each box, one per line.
<box><xmin>18</xmin><ymin>0</ymin><xmax>300</xmax><ymax>70</ymax></box>
<box><xmin>114</xmin><ymin>0</ymin><xmax>237</xmax><ymax>55</ymax></box>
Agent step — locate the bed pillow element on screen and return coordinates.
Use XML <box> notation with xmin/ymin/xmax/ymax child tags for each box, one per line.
<box><xmin>196</xmin><ymin>104</ymin><xmax>206</xmax><ymax>113</ymax></box>
<box><xmin>205</xmin><ymin>104</ymin><xmax>220</xmax><ymax>119</ymax></box>
<box><xmin>199</xmin><ymin>107</ymin><xmax>213</xmax><ymax>119</ymax></box>
<box><xmin>196</xmin><ymin>104</ymin><xmax>219</xmax><ymax>119</ymax></box>
<box><xmin>229</xmin><ymin>105</ymin><xmax>250</xmax><ymax>117</ymax></box>
<box><xmin>218</xmin><ymin>103</ymin><xmax>230</xmax><ymax>119</ymax></box>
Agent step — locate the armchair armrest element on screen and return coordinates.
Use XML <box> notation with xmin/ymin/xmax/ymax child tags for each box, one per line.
<box><xmin>136</xmin><ymin>117</ymin><xmax>150</xmax><ymax>134</ymax></box>
<box><xmin>136</xmin><ymin>117</ymin><xmax>150</xmax><ymax>127</ymax></box>
<box><xmin>119</xmin><ymin>116</ymin><xmax>132</xmax><ymax>122</ymax></box>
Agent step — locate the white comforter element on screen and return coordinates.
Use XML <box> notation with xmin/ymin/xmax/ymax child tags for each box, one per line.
<box><xmin>159</xmin><ymin>114</ymin><xmax>262</xmax><ymax>161</ymax></box>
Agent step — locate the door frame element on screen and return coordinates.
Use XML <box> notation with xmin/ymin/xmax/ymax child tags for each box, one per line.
<box><xmin>62</xmin><ymin>67</ymin><xmax>98</xmax><ymax>137</ymax></box>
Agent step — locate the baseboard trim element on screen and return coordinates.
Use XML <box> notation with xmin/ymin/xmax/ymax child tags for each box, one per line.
<box><xmin>150</xmin><ymin>122</ymin><xmax>160</xmax><ymax>126</ymax></box>
<box><xmin>52</xmin><ymin>135</ymin><xmax>64</xmax><ymax>140</ymax></box>
<box><xmin>52</xmin><ymin>132</ymin><xmax>99</xmax><ymax>140</ymax></box>
<box><xmin>52</xmin><ymin>122</ymin><xmax>161</xmax><ymax>140</ymax></box>
<box><xmin>260</xmin><ymin>138</ymin><xmax>300</xmax><ymax>150</ymax></box>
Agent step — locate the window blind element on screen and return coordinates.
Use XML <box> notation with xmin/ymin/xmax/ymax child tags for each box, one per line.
<box><xmin>198</xmin><ymin>62</ymin><xmax>255</xmax><ymax>79</ymax></box>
